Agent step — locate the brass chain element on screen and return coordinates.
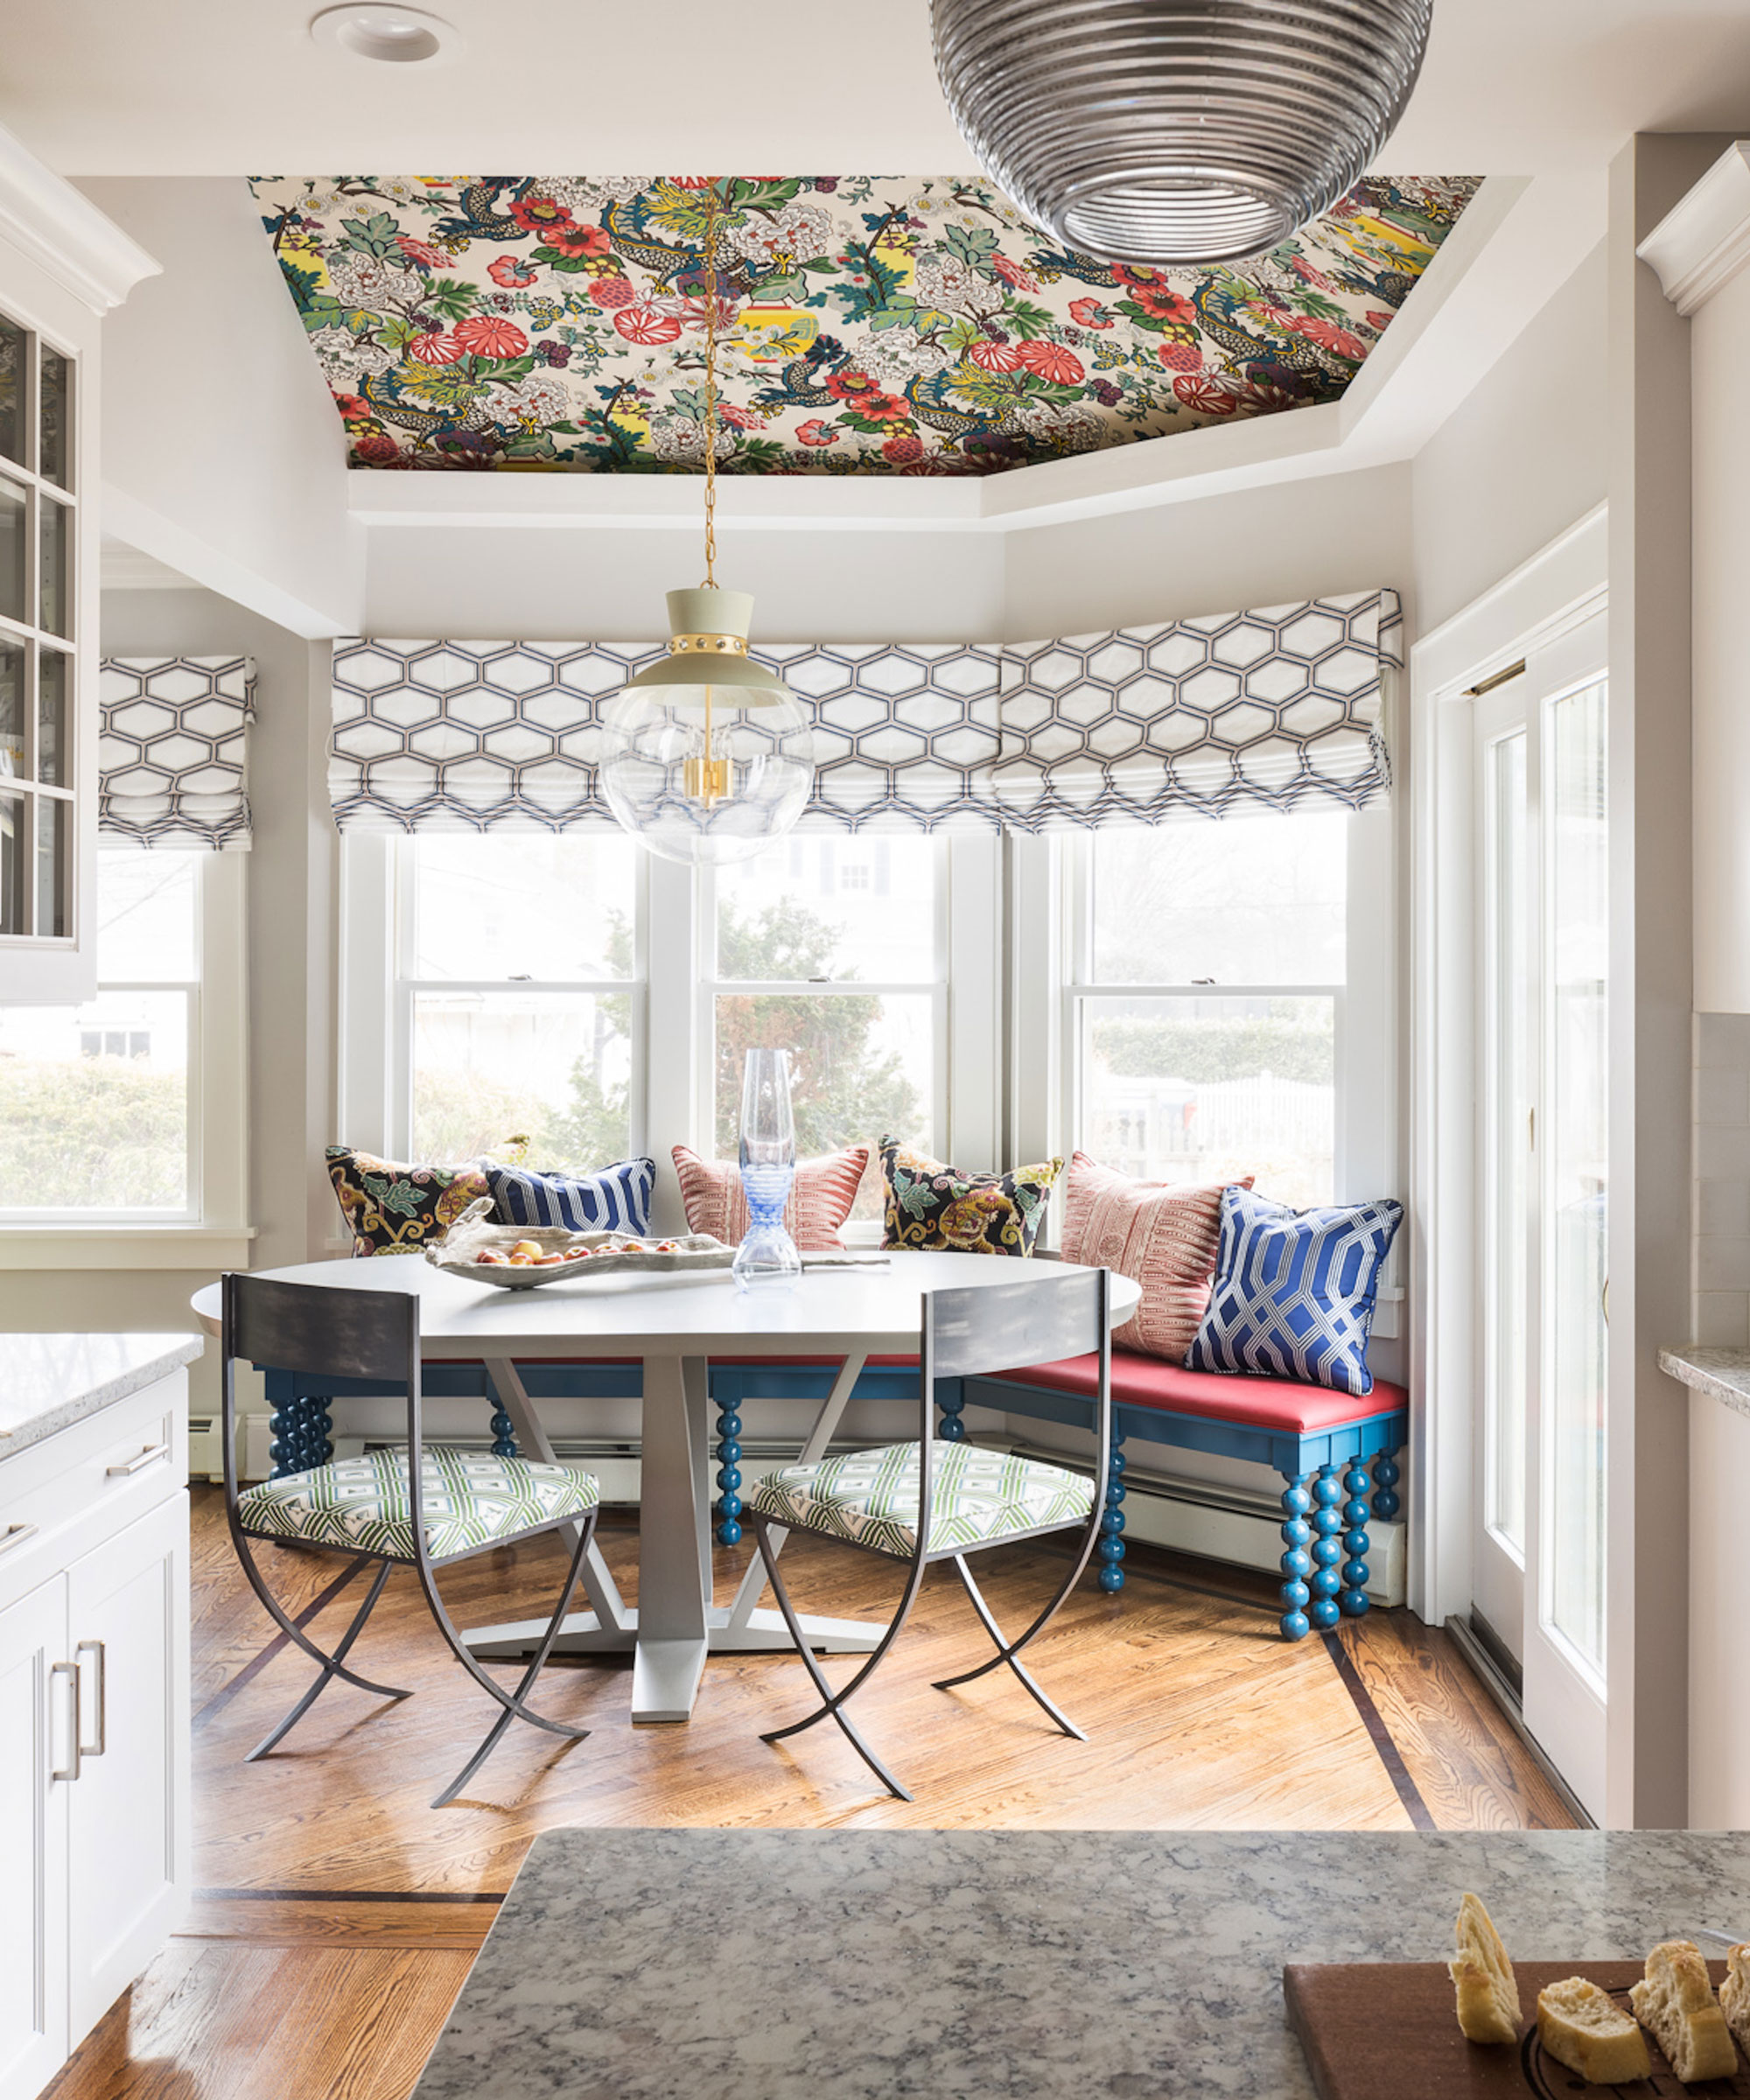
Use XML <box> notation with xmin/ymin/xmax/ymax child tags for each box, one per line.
<box><xmin>701</xmin><ymin>186</ymin><xmax>720</xmax><ymax>589</ymax></box>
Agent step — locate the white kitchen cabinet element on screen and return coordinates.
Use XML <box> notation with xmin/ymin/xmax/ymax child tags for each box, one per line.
<box><xmin>0</xmin><ymin>1357</ymin><xmax>192</xmax><ymax>2100</ymax></box>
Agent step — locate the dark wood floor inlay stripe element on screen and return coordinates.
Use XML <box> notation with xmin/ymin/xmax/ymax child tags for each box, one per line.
<box><xmin>196</xmin><ymin>1888</ymin><xmax>507</xmax><ymax>1905</ymax></box>
<box><xmin>1321</xmin><ymin>1628</ymin><xmax>1437</xmax><ymax>1830</ymax></box>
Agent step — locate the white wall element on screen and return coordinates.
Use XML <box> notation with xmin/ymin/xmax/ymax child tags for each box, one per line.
<box><xmin>1002</xmin><ymin>463</ymin><xmax>1414</xmax><ymax>638</ymax></box>
<box><xmin>365</xmin><ymin>524</ymin><xmax>1007</xmax><ymax>644</ymax></box>
<box><xmin>0</xmin><ymin>586</ymin><xmax>335</xmax><ymax>1414</ymax></box>
<box><xmin>1412</xmin><ymin>242</ymin><xmax>1607</xmax><ymax>635</ymax></box>
<box><xmin>77</xmin><ymin>178</ymin><xmax>360</xmax><ymax>637</ymax></box>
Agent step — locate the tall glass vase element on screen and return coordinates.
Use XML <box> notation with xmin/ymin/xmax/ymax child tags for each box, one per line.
<box><xmin>732</xmin><ymin>1047</ymin><xmax>802</xmax><ymax>1293</ymax></box>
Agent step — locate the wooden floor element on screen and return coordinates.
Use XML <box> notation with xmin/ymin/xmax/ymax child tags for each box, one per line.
<box><xmin>46</xmin><ymin>1487</ymin><xmax>1574</xmax><ymax>2100</ymax></box>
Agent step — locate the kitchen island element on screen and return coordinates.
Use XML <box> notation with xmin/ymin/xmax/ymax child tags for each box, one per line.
<box><xmin>412</xmin><ymin>1825</ymin><xmax>1750</xmax><ymax>2099</ymax></box>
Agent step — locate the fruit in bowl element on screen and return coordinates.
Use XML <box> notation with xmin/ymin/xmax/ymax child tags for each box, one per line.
<box><xmin>476</xmin><ymin>1250</ymin><xmax>509</xmax><ymax>1266</ymax></box>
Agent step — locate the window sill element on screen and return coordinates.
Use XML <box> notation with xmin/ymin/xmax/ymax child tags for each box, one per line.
<box><xmin>0</xmin><ymin>1225</ymin><xmax>258</xmax><ymax>1270</ymax></box>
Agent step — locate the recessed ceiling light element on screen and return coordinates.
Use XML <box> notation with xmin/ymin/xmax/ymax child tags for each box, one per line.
<box><xmin>309</xmin><ymin>4</ymin><xmax>464</xmax><ymax>66</ymax></box>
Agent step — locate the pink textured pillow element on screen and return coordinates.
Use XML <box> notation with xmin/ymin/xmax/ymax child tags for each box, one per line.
<box><xmin>672</xmin><ymin>1143</ymin><xmax>871</xmax><ymax>1251</ymax></box>
<box><xmin>1060</xmin><ymin>1151</ymin><xmax>1253</xmax><ymax>1362</ymax></box>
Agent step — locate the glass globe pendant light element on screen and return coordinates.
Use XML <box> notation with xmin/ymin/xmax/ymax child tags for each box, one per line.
<box><xmin>930</xmin><ymin>0</ymin><xmax>1434</xmax><ymax>268</ymax></box>
<box><xmin>598</xmin><ymin>186</ymin><xmax>814</xmax><ymax>866</ymax></box>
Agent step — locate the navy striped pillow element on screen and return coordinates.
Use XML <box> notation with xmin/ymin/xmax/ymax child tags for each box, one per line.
<box><xmin>484</xmin><ymin>1158</ymin><xmax>656</xmax><ymax>1236</ymax></box>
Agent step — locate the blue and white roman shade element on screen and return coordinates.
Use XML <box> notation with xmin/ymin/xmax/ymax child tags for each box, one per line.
<box><xmin>328</xmin><ymin>590</ymin><xmax>1397</xmax><ymax>836</ymax></box>
<box><xmin>100</xmin><ymin>657</ymin><xmax>256</xmax><ymax>851</ymax></box>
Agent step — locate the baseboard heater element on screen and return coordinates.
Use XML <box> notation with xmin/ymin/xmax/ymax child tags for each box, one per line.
<box><xmin>223</xmin><ymin>1418</ymin><xmax>1404</xmax><ymax>1608</ymax></box>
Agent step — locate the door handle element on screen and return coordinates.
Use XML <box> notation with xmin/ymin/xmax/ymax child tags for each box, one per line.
<box><xmin>50</xmin><ymin>1660</ymin><xmax>80</xmax><ymax>1782</ymax></box>
<box><xmin>76</xmin><ymin>1639</ymin><xmax>106</xmax><ymax>1758</ymax></box>
<box><xmin>0</xmin><ymin>1522</ymin><xmax>38</xmax><ymax>1557</ymax></box>
<box><xmin>106</xmin><ymin>1441</ymin><xmax>170</xmax><ymax>1478</ymax></box>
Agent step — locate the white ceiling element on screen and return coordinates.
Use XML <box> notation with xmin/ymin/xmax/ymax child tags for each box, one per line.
<box><xmin>5</xmin><ymin>0</ymin><xmax>1750</xmax><ymax>178</ymax></box>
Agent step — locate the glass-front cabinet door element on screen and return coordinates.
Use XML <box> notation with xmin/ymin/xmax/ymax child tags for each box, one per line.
<box><xmin>0</xmin><ymin>310</ymin><xmax>77</xmax><ymax>962</ymax></box>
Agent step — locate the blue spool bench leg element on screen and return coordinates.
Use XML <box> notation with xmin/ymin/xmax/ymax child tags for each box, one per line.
<box><xmin>265</xmin><ymin>1370</ymin><xmax>333</xmax><ymax>1480</ymax></box>
<box><xmin>1308</xmin><ymin>1462</ymin><xmax>1346</xmax><ymax>1632</ymax></box>
<box><xmin>1097</xmin><ymin>1424</ymin><xmax>1126</xmax><ymax>1594</ymax></box>
<box><xmin>1279</xmin><ymin>1473</ymin><xmax>1313</xmax><ymax>1640</ymax></box>
<box><xmin>714</xmin><ymin>1375</ymin><xmax>745</xmax><ymax>1547</ymax></box>
<box><xmin>1339</xmin><ymin>1458</ymin><xmax>1374</xmax><ymax>1620</ymax></box>
<box><xmin>486</xmin><ymin>1370</ymin><xmax>518</xmax><ymax>1460</ymax></box>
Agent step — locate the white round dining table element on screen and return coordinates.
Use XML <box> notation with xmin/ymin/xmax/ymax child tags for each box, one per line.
<box><xmin>192</xmin><ymin>1251</ymin><xmax>1139</xmax><ymax>1724</ymax></box>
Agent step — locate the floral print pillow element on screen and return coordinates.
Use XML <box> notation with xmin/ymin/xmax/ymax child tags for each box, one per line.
<box><xmin>878</xmin><ymin>1138</ymin><xmax>1062</xmax><ymax>1258</ymax></box>
<box><xmin>325</xmin><ymin>1145</ymin><xmax>492</xmax><ymax>1258</ymax></box>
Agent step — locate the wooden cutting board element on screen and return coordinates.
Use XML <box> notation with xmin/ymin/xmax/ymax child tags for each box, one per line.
<box><xmin>1284</xmin><ymin>1960</ymin><xmax>1748</xmax><ymax>2100</ymax></box>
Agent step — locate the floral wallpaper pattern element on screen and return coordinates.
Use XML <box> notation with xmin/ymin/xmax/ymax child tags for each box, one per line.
<box><xmin>248</xmin><ymin>174</ymin><xmax>1480</xmax><ymax>477</ymax></box>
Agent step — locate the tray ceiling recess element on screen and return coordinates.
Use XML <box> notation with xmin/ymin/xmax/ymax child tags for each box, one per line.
<box><xmin>250</xmin><ymin>175</ymin><xmax>1480</xmax><ymax>479</ymax></box>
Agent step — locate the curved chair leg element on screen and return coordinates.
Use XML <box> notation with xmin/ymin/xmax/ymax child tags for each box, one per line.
<box><xmin>230</xmin><ymin>1527</ymin><xmax>412</xmax><ymax>1700</ymax></box>
<box><xmin>246</xmin><ymin>1558</ymin><xmax>402</xmax><ymax>1761</ymax></box>
<box><xmin>421</xmin><ymin>1513</ymin><xmax>598</xmax><ymax>1809</ymax></box>
<box><xmin>752</xmin><ymin>1516</ymin><xmax>921</xmax><ymax>1803</ymax></box>
<box><xmin>932</xmin><ymin>1554</ymin><xmax>1085</xmax><ymax>1740</ymax></box>
<box><xmin>932</xmin><ymin>1506</ymin><xmax>1104</xmax><ymax>1706</ymax></box>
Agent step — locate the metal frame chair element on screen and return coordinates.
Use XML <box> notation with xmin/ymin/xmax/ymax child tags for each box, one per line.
<box><xmin>748</xmin><ymin>1264</ymin><xmax>1112</xmax><ymax>1801</ymax></box>
<box><xmin>220</xmin><ymin>1271</ymin><xmax>599</xmax><ymax>1808</ymax></box>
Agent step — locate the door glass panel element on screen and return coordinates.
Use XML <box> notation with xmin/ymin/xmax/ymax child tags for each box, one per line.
<box><xmin>1486</xmin><ymin>731</ymin><xmax>1529</xmax><ymax>1556</ymax></box>
<box><xmin>0</xmin><ymin>790</ymin><xmax>21</xmax><ymax>932</ymax></box>
<box><xmin>37</xmin><ymin>649</ymin><xmax>66</xmax><ymax>786</ymax></box>
<box><xmin>410</xmin><ymin>988</ymin><xmax>632</xmax><ymax>1165</ymax></box>
<box><xmin>0</xmin><ymin>318</ymin><xmax>20</xmax><ymax>466</ymax></box>
<box><xmin>34</xmin><ymin>796</ymin><xmax>64</xmax><ymax>937</ymax></box>
<box><xmin>0</xmin><ymin>639</ymin><xmax>20</xmax><ymax>778</ymax></box>
<box><xmin>38</xmin><ymin>495</ymin><xmax>67</xmax><ymax>638</ymax></box>
<box><xmin>1080</xmin><ymin>992</ymin><xmax>1334</xmax><ymax>1207</ymax></box>
<box><xmin>39</xmin><ymin>350</ymin><xmax>69</xmax><ymax>488</ymax></box>
<box><xmin>1545</xmin><ymin>678</ymin><xmax>1608</xmax><ymax>1675</ymax></box>
<box><xmin>0</xmin><ymin>477</ymin><xmax>24</xmax><ymax>625</ymax></box>
<box><xmin>1091</xmin><ymin>815</ymin><xmax>1348</xmax><ymax>984</ymax></box>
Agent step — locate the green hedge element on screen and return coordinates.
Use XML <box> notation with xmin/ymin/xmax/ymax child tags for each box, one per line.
<box><xmin>1090</xmin><ymin>1012</ymin><xmax>1333</xmax><ymax>1086</ymax></box>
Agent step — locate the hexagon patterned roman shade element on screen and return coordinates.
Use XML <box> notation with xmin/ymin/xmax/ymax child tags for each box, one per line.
<box><xmin>327</xmin><ymin>591</ymin><xmax>1396</xmax><ymax>835</ymax></box>
<box><xmin>100</xmin><ymin>658</ymin><xmax>256</xmax><ymax>850</ymax></box>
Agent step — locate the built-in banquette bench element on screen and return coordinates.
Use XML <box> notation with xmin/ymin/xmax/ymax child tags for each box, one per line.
<box><xmin>260</xmin><ymin>1348</ymin><xmax>1406</xmax><ymax>1644</ymax></box>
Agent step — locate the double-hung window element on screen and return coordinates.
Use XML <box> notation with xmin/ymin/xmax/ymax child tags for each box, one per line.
<box><xmin>0</xmin><ymin>846</ymin><xmax>247</xmax><ymax>1230</ymax></box>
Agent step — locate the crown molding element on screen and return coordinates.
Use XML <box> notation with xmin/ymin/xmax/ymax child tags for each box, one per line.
<box><xmin>1638</xmin><ymin>141</ymin><xmax>1750</xmax><ymax>316</ymax></box>
<box><xmin>0</xmin><ymin>120</ymin><xmax>159</xmax><ymax>313</ymax></box>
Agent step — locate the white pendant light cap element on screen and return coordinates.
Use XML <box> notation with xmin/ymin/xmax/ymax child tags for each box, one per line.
<box><xmin>668</xmin><ymin>587</ymin><xmax>753</xmax><ymax>640</ymax></box>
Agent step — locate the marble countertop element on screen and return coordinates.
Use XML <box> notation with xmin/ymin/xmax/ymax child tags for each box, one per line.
<box><xmin>1659</xmin><ymin>1346</ymin><xmax>1750</xmax><ymax>1419</ymax></box>
<box><xmin>0</xmin><ymin>1332</ymin><xmax>204</xmax><ymax>1459</ymax></box>
<box><xmin>412</xmin><ymin>1827</ymin><xmax>1750</xmax><ymax>2100</ymax></box>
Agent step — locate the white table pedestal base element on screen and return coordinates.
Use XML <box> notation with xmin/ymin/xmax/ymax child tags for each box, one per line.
<box><xmin>461</xmin><ymin>1348</ymin><xmax>885</xmax><ymax>1723</ymax></box>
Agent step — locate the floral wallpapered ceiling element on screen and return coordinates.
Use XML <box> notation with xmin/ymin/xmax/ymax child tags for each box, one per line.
<box><xmin>249</xmin><ymin>175</ymin><xmax>1481</xmax><ymax>478</ymax></box>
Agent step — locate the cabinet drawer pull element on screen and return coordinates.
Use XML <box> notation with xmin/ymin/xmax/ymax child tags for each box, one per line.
<box><xmin>76</xmin><ymin>1639</ymin><xmax>106</xmax><ymax>1758</ymax></box>
<box><xmin>50</xmin><ymin>1660</ymin><xmax>80</xmax><ymax>1783</ymax></box>
<box><xmin>106</xmin><ymin>1441</ymin><xmax>171</xmax><ymax>1479</ymax></box>
<box><xmin>0</xmin><ymin>1522</ymin><xmax>38</xmax><ymax>1558</ymax></box>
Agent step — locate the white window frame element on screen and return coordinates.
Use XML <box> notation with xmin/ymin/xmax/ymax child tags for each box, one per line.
<box><xmin>0</xmin><ymin>847</ymin><xmax>252</xmax><ymax>1266</ymax></box>
<box><xmin>340</xmin><ymin>829</ymin><xmax>1004</xmax><ymax>1242</ymax></box>
<box><xmin>1006</xmin><ymin>809</ymin><xmax>1400</xmax><ymax>1326</ymax></box>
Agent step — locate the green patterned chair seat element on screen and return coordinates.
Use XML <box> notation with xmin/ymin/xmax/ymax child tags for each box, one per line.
<box><xmin>749</xmin><ymin>1441</ymin><xmax>1094</xmax><ymax>1558</ymax></box>
<box><xmin>236</xmin><ymin>1446</ymin><xmax>601</xmax><ymax>1563</ymax></box>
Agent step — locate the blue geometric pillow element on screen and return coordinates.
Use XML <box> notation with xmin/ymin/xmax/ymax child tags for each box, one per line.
<box><xmin>1186</xmin><ymin>1185</ymin><xmax>1404</xmax><ymax>1396</ymax></box>
<box><xmin>484</xmin><ymin>1158</ymin><xmax>655</xmax><ymax>1236</ymax></box>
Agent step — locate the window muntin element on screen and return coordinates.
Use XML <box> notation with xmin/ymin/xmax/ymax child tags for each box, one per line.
<box><xmin>0</xmin><ymin>850</ymin><xmax>198</xmax><ymax>1215</ymax></box>
<box><xmin>397</xmin><ymin>834</ymin><xmax>643</xmax><ymax>1167</ymax></box>
<box><xmin>1068</xmin><ymin>818</ymin><xmax>1349</xmax><ymax>1209</ymax></box>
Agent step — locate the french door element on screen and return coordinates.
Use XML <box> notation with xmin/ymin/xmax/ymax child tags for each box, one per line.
<box><xmin>1474</xmin><ymin>615</ymin><xmax>1609</xmax><ymax>1817</ymax></box>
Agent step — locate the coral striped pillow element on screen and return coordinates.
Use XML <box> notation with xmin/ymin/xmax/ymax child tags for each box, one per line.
<box><xmin>1060</xmin><ymin>1151</ymin><xmax>1253</xmax><ymax>1362</ymax></box>
<box><xmin>672</xmin><ymin>1143</ymin><xmax>871</xmax><ymax>1251</ymax></box>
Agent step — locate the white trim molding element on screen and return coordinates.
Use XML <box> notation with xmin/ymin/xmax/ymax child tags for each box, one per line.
<box><xmin>0</xmin><ymin>119</ymin><xmax>158</xmax><ymax>313</ymax></box>
<box><xmin>0</xmin><ymin>1226</ymin><xmax>256</xmax><ymax>1270</ymax></box>
<box><xmin>1637</xmin><ymin>142</ymin><xmax>1750</xmax><ymax>316</ymax></box>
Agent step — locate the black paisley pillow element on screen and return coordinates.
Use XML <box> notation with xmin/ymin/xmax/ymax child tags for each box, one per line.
<box><xmin>878</xmin><ymin>1137</ymin><xmax>1062</xmax><ymax>1257</ymax></box>
<box><xmin>325</xmin><ymin>1145</ymin><xmax>492</xmax><ymax>1257</ymax></box>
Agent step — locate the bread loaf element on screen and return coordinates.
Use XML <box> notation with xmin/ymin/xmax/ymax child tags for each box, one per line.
<box><xmin>1718</xmin><ymin>1941</ymin><xmax>1750</xmax><ymax>2060</ymax></box>
<box><xmin>1628</xmin><ymin>1940</ymin><xmax>1738</xmax><ymax>2083</ymax></box>
<box><xmin>1450</xmin><ymin>1893</ymin><xmax>1522</xmax><ymax>2045</ymax></box>
<box><xmin>1536</xmin><ymin>1976</ymin><xmax>1652</xmax><ymax>2085</ymax></box>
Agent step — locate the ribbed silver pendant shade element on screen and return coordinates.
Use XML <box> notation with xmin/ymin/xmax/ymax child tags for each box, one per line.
<box><xmin>930</xmin><ymin>0</ymin><xmax>1434</xmax><ymax>267</ymax></box>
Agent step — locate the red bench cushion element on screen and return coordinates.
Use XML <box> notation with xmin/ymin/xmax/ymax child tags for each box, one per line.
<box><xmin>990</xmin><ymin>1350</ymin><xmax>1407</xmax><ymax>1435</ymax></box>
